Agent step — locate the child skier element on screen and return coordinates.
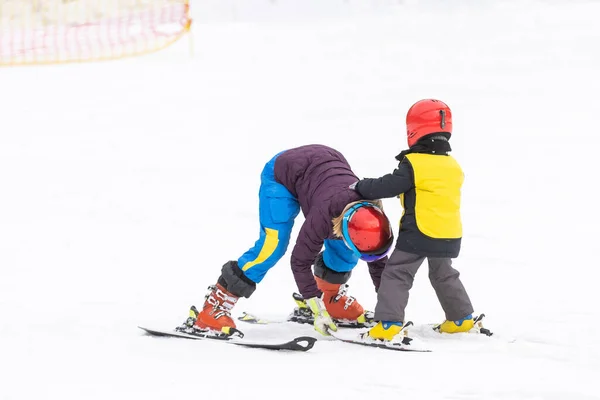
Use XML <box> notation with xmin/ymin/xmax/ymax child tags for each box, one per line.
<box><xmin>182</xmin><ymin>144</ymin><xmax>394</xmax><ymax>337</ymax></box>
<box><xmin>351</xmin><ymin>99</ymin><xmax>476</xmax><ymax>342</ymax></box>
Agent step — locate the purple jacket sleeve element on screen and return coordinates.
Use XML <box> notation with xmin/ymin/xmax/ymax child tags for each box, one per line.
<box><xmin>367</xmin><ymin>256</ymin><xmax>388</xmax><ymax>291</ymax></box>
<box><xmin>290</xmin><ymin>212</ymin><xmax>327</xmax><ymax>299</ymax></box>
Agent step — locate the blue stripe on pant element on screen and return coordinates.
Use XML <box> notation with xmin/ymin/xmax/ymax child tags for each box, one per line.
<box><xmin>238</xmin><ymin>153</ymin><xmax>300</xmax><ymax>283</ymax></box>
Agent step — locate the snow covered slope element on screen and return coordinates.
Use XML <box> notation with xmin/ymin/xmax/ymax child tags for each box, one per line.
<box><xmin>1</xmin><ymin>1</ymin><xmax>599</xmax><ymax>399</ymax></box>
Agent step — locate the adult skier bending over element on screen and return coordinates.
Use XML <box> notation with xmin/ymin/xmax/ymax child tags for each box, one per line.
<box><xmin>181</xmin><ymin>144</ymin><xmax>394</xmax><ymax>337</ymax></box>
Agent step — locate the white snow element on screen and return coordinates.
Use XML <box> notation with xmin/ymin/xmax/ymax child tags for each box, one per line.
<box><xmin>1</xmin><ymin>1</ymin><xmax>599</xmax><ymax>399</ymax></box>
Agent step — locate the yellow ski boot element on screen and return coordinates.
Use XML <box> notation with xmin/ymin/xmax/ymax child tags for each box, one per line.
<box><xmin>366</xmin><ymin>321</ymin><xmax>405</xmax><ymax>341</ymax></box>
<box><xmin>435</xmin><ymin>314</ymin><xmax>474</xmax><ymax>333</ymax></box>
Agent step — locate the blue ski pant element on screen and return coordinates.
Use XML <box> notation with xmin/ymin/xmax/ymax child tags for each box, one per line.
<box><xmin>237</xmin><ymin>153</ymin><xmax>359</xmax><ymax>283</ymax></box>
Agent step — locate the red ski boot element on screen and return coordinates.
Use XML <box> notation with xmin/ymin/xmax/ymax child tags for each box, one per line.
<box><xmin>315</xmin><ymin>277</ymin><xmax>366</xmax><ymax>324</ymax></box>
<box><xmin>193</xmin><ymin>283</ymin><xmax>240</xmax><ymax>335</ymax></box>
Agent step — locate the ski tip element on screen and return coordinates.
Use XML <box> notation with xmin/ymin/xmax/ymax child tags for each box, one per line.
<box><xmin>288</xmin><ymin>336</ymin><xmax>318</xmax><ymax>351</ymax></box>
<box><xmin>238</xmin><ymin>312</ymin><xmax>266</xmax><ymax>324</ymax></box>
<box><xmin>292</xmin><ymin>292</ymin><xmax>304</xmax><ymax>301</ymax></box>
<box><xmin>238</xmin><ymin>312</ymin><xmax>254</xmax><ymax>321</ymax></box>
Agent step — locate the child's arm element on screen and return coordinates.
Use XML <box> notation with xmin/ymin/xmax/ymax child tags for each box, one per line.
<box><xmin>353</xmin><ymin>161</ymin><xmax>413</xmax><ymax>199</ymax></box>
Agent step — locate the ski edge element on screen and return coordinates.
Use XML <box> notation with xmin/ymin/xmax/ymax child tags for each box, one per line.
<box><xmin>138</xmin><ymin>326</ymin><xmax>317</xmax><ymax>352</ymax></box>
<box><xmin>328</xmin><ymin>330</ymin><xmax>433</xmax><ymax>352</ymax></box>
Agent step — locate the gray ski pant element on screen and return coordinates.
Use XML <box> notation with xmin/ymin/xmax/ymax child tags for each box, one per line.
<box><xmin>374</xmin><ymin>249</ymin><xmax>474</xmax><ymax>323</ymax></box>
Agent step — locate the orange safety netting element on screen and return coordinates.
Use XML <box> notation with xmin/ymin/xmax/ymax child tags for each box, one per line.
<box><xmin>0</xmin><ymin>0</ymin><xmax>192</xmax><ymax>66</ymax></box>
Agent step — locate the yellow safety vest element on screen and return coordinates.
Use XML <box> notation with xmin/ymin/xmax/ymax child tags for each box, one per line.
<box><xmin>401</xmin><ymin>153</ymin><xmax>464</xmax><ymax>239</ymax></box>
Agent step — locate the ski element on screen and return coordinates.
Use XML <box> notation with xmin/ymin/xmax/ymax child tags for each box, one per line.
<box><xmin>241</xmin><ymin>303</ymin><xmax>495</xmax><ymax>340</ymax></box>
<box><xmin>328</xmin><ymin>330</ymin><xmax>432</xmax><ymax>352</ymax></box>
<box><xmin>239</xmin><ymin>292</ymin><xmax>376</xmax><ymax>328</ymax></box>
<box><xmin>138</xmin><ymin>326</ymin><xmax>317</xmax><ymax>352</ymax></box>
<box><xmin>239</xmin><ymin>307</ymin><xmax>431</xmax><ymax>353</ymax></box>
<box><xmin>239</xmin><ymin>310</ymin><xmax>375</xmax><ymax>328</ymax></box>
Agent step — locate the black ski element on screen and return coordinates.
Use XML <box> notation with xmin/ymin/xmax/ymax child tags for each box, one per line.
<box><xmin>138</xmin><ymin>326</ymin><xmax>317</xmax><ymax>352</ymax></box>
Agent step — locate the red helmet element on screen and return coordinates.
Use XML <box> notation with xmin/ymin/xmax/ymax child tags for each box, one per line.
<box><xmin>406</xmin><ymin>99</ymin><xmax>452</xmax><ymax>147</ymax></box>
<box><xmin>342</xmin><ymin>202</ymin><xmax>393</xmax><ymax>262</ymax></box>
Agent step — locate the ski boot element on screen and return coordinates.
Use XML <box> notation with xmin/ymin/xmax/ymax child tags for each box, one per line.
<box><xmin>176</xmin><ymin>284</ymin><xmax>244</xmax><ymax>339</ymax></box>
<box><xmin>315</xmin><ymin>277</ymin><xmax>373</xmax><ymax>327</ymax></box>
<box><xmin>287</xmin><ymin>281</ymin><xmax>375</xmax><ymax>328</ymax></box>
<box><xmin>361</xmin><ymin>320</ymin><xmax>414</xmax><ymax>345</ymax></box>
<box><xmin>433</xmin><ymin>314</ymin><xmax>493</xmax><ymax>336</ymax></box>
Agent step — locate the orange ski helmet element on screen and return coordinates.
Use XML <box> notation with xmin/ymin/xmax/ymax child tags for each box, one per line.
<box><xmin>406</xmin><ymin>99</ymin><xmax>452</xmax><ymax>147</ymax></box>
